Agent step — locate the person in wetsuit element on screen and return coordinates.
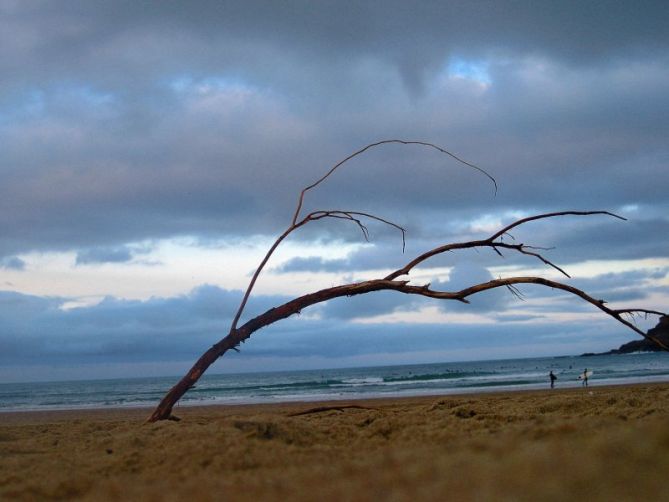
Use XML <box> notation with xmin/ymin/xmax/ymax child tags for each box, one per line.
<box><xmin>549</xmin><ymin>371</ymin><xmax>557</xmax><ymax>388</ymax></box>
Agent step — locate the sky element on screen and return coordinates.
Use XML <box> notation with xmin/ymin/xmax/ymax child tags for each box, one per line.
<box><xmin>1</xmin><ymin>1</ymin><xmax>668</xmax><ymax>382</ymax></box>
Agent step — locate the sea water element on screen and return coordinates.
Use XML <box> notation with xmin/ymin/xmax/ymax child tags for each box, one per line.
<box><xmin>2</xmin><ymin>352</ymin><xmax>669</xmax><ymax>412</ymax></box>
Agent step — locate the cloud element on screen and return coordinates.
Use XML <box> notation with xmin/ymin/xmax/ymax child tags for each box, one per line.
<box><xmin>2</xmin><ymin>2</ymin><xmax>667</xmax><ymax>93</ymax></box>
<box><xmin>272</xmin><ymin>236</ymin><xmax>461</xmax><ymax>276</ymax></box>
<box><xmin>318</xmin><ymin>291</ymin><xmax>414</xmax><ymax>320</ymax></box>
<box><xmin>235</xmin><ymin>315</ymin><xmax>643</xmax><ymax>362</ymax></box>
<box><xmin>490</xmin><ymin>268</ymin><xmax>669</xmax><ymax>318</ymax></box>
<box><xmin>1</xmin><ymin>269</ymin><xmax>661</xmax><ymax>378</ymax></box>
<box><xmin>76</xmin><ymin>246</ymin><xmax>134</xmax><ymax>265</ymax></box>
<box><xmin>433</xmin><ymin>263</ymin><xmax>509</xmax><ymax>313</ymax></box>
<box><xmin>74</xmin><ymin>243</ymin><xmax>157</xmax><ymax>265</ymax></box>
<box><xmin>274</xmin><ymin>256</ymin><xmax>350</xmax><ymax>274</ymax></box>
<box><xmin>0</xmin><ymin>2</ymin><xmax>667</xmax><ymax>261</ymax></box>
<box><xmin>1</xmin><ymin>2</ymin><xmax>667</xmax><ymax>380</ymax></box>
<box><xmin>309</xmin><ymin>263</ymin><xmax>508</xmax><ymax>321</ymax></box>
<box><xmin>552</xmin><ymin>218</ymin><xmax>669</xmax><ymax>262</ymax></box>
<box><xmin>0</xmin><ymin>256</ymin><xmax>25</xmax><ymax>271</ymax></box>
<box><xmin>0</xmin><ymin>285</ymin><xmax>290</xmax><ymax>365</ymax></box>
<box><xmin>567</xmin><ymin>269</ymin><xmax>668</xmax><ymax>302</ymax></box>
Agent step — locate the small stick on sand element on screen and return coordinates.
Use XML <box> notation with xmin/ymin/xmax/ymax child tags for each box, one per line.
<box><xmin>287</xmin><ymin>404</ymin><xmax>378</xmax><ymax>417</ymax></box>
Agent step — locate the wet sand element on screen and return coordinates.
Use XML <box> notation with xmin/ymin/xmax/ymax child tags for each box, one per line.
<box><xmin>2</xmin><ymin>383</ymin><xmax>669</xmax><ymax>501</ymax></box>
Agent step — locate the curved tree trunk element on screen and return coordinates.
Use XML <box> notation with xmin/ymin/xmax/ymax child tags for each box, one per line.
<box><xmin>147</xmin><ymin>276</ymin><xmax>667</xmax><ymax>422</ymax></box>
<box><xmin>146</xmin><ymin>142</ymin><xmax>667</xmax><ymax>422</ymax></box>
<box><xmin>147</xmin><ymin>280</ymin><xmax>407</xmax><ymax>421</ymax></box>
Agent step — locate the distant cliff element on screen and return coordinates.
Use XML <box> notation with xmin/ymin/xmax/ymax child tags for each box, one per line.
<box><xmin>583</xmin><ymin>315</ymin><xmax>669</xmax><ymax>356</ymax></box>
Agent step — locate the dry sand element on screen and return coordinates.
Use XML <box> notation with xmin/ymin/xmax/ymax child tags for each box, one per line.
<box><xmin>2</xmin><ymin>383</ymin><xmax>669</xmax><ymax>501</ymax></box>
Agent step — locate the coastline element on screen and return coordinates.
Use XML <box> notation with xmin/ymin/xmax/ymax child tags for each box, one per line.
<box><xmin>1</xmin><ymin>379</ymin><xmax>668</xmax><ymax>422</ymax></box>
<box><xmin>2</xmin><ymin>382</ymin><xmax>669</xmax><ymax>500</ymax></box>
<box><xmin>4</xmin><ymin>352</ymin><xmax>668</xmax><ymax>414</ymax></box>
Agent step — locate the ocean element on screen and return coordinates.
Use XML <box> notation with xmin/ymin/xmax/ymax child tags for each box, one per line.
<box><xmin>2</xmin><ymin>352</ymin><xmax>669</xmax><ymax>412</ymax></box>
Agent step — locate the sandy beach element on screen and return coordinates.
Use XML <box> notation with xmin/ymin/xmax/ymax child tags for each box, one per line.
<box><xmin>2</xmin><ymin>383</ymin><xmax>669</xmax><ymax>501</ymax></box>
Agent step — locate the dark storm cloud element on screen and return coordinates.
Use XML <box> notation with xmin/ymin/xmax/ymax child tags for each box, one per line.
<box><xmin>0</xmin><ymin>1</ymin><xmax>667</xmax><ymax>267</ymax></box>
<box><xmin>2</xmin><ymin>1</ymin><xmax>667</xmax><ymax>89</ymax></box>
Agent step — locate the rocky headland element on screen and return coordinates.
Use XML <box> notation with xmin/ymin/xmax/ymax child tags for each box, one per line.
<box><xmin>583</xmin><ymin>315</ymin><xmax>669</xmax><ymax>356</ymax></box>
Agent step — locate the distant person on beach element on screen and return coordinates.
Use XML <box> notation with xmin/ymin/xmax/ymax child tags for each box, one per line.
<box><xmin>581</xmin><ymin>369</ymin><xmax>589</xmax><ymax>387</ymax></box>
<box><xmin>549</xmin><ymin>371</ymin><xmax>557</xmax><ymax>388</ymax></box>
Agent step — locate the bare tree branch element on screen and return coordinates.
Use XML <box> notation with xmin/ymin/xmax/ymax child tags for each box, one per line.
<box><xmin>488</xmin><ymin>211</ymin><xmax>626</xmax><ymax>241</ymax></box>
<box><xmin>148</xmin><ymin>272</ymin><xmax>667</xmax><ymax>422</ymax></box>
<box><xmin>614</xmin><ymin>308</ymin><xmax>666</xmax><ymax>317</ymax></box>
<box><xmin>229</xmin><ymin>208</ymin><xmax>406</xmax><ymax>332</ymax></box>
<box><xmin>292</xmin><ymin>139</ymin><xmax>497</xmax><ymax>225</ymax></box>
<box><xmin>232</xmin><ymin>139</ymin><xmax>483</xmax><ymax>331</ymax></box>
<box><xmin>385</xmin><ymin>211</ymin><xmax>623</xmax><ymax>281</ymax></box>
<box><xmin>493</xmin><ymin>243</ymin><xmax>571</xmax><ymax>278</ymax></box>
<box><xmin>307</xmin><ymin>210</ymin><xmax>406</xmax><ymax>250</ymax></box>
<box><xmin>147</xmin><ymin>142</ymin><xmax>665</xmax><ymax>423</ymax></box>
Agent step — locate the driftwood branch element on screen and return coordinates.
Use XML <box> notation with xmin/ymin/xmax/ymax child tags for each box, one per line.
<box><xmin>148</xmin><ymin>271</ymin><xmax>667</xmax><ymax>422</ymax></box>
<box><xmin>230</xmin><ymin>140</ymin><xmax>490</xmax><ymax>332</ymax></box>
<box><xmin>287</xmin><ymin>404</ymin><xmax>378</xmax><ymax>417</ymax></box>
<box><xmin>147</xmin><ymin>141</ymin><xmax>666</xmax><ymax>422</ymax></box>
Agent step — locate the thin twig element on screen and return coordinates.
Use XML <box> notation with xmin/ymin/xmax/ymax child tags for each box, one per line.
<box><xmin>385</xmin><ymin>211</ymin><xmax>622</xmax><ymax>281</ymax></box>
<box><xmin>489</xmin><ymin>211</ymin><xmax>626</xmax><ymax>241</ymax></box>
<box><xmin>292</xmin><ymin>139</ymin><xmax>496</xmax><ymax>225</ymax></box>
<box><xmin>308</xmin><ymin>210</ymin><xmax>406</xmax><ymax>251</ymax></box>
<box><xmin>233</xmin><ymin>140</ymin><xmax>477</xmax><ymax>331</ymax></box>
